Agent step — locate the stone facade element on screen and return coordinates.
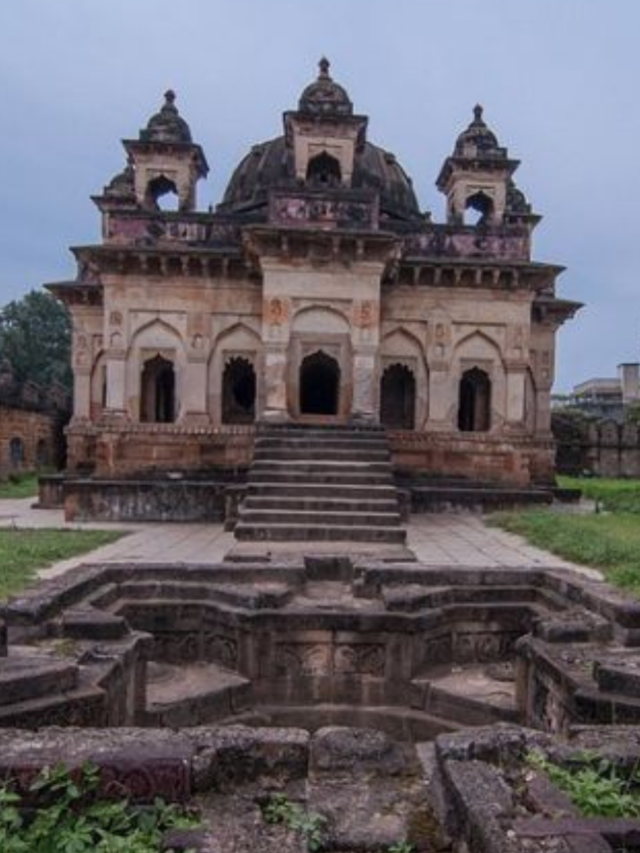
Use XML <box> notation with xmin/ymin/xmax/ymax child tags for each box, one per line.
<box><xmin>48</xmin><ymin>61</ymin><xmax>579</xmax><ymax>487</ymax></box>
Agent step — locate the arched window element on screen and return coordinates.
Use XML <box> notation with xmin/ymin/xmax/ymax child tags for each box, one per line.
<box><xmin>140</xmin><ymin>355</ymin><xmax>175</xmax><ymax>423</ymax></box>
<box><xmin>144</xmin><ymin>175</ymin><xmax>179</xmax><ymax>211</ymax></box>
<box><xmin>380</xmin><ymin>364</ymin><xmax>416</xmax><ymax>430</ymax></box>
<box><xmin>458</xmin><ymin>368</ymin><xmax>491</xmax><ymax>432</ymax></box>
<box><xmin>222</xmin><ymin>357</ymin><xmax>256</xmax><ymax>424</ymax></box>
<box><xmin>9</xmin><ymin>437</ymin><xmax>25</xmax><ymax>470</ymax></box>
<box><xmin>464</xmin><ymin>190</ymin><xmax>494</xmax><ymax>226</ymax></box>
<box><xmin>306</xmin><ymin>152</ymin><xmax>342</xmax><ymax>187</ymax></box>
<box><xmin>299</xmin><ymin>351</ymin><xmax>340</xmax><ymax>416</ymax></box>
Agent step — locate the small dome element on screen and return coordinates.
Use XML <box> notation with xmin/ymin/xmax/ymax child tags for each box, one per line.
<box><xmin>298</xmin><ymin>58</ymin><xmax>353</xmax><ymax>117</ymax></box>
<box><xmin>140</xmin><ymin>90</ymin><xmax>193</xmax><ymax>144</ymax></box>
<box><xmin>454</xmin><ymin>105</ymin><xmax>502</xmax><ymax>158</ymax></box>
<box><xmin>104</xmin><ymin>165</ymin><xmax>135</xmax><ymax>198</ymax></box>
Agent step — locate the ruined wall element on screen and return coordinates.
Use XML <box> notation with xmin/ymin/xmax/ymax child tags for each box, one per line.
<box><xmin>553</xmin><ymin>415</ymin><xmax>640</xmax><ymax>478</ymax></box>
<box><xmin>0</xmin><ymin>404</ymin><xmax>64</xmax><ymax>479</ymax></box>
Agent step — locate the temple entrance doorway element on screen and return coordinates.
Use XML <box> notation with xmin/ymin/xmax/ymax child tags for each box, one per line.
<box><xmin>299</xmin><ymin>351</ymin><xmax>340</xmax><ymax>416</ymax></box>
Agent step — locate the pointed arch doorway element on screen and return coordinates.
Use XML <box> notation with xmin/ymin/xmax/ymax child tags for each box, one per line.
<box><xmin>299</xmin><ymin>351</ymin><xmax>340</xmax><ymax>416</ymax></box>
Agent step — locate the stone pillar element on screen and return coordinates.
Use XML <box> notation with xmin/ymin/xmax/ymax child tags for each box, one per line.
<box><xmin>425</xmin><ymin>366</ymin><xmax>453</xmax><ymax>430</ymax></box>
<box><xmin>73</xmin><ymin>367</ymin><xmax>91</xmax><ymax>421</ymax></box>
<box><xmin>181</xmin><ymin>359</ymin><xmax>209</xmax><ymax>425</ymax></box>
<box><xmin>505</xmin><ymin>367</ymin><xmax>526</xmax><ymax>427</ymax></box>
<box><xmin>262</xmin><ymin>346</ymin><xmax>289</xmax><ymax>421</ymax></box>
<box><xmin>352</xmin><ymin>350</ymin><xmax>377</xmax><ymax>422</ymax></box>
<box><xmin>105</xmin><ymin>353</ymin><xmax>127</xmax><ymax>417</ymax></box>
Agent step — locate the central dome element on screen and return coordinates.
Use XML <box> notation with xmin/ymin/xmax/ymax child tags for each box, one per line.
<box><xmin>220</xmin><ymin>136</ymin><xmax>420</xmax><ymax>222</ymax></box>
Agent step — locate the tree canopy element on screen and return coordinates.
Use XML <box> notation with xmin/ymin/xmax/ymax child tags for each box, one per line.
<box><xmin>0</xmin><ymin>290</ymin><xmax>72</xmax><ymax>391</ymax></box>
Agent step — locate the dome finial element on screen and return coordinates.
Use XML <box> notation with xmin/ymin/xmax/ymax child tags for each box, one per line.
<box><xmin>318</xmin><ymin>57</ymin><xmax>331</xmax><ymax>79</ymax></box>
<box><xmin>473</xmin><ymin>104</ymin><xmax>484</xmax><ymax>123</ymax></box>
<box><xmin>164</xmin><ymin>89</ymin><xmax>177</xmax><ymax>108</ymax></box>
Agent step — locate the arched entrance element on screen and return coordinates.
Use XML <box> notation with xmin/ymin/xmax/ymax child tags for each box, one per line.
<box><xmin>299</xmin><ymin>351</ymin><xmax>340</xmax><ymax>416</ymax></box>
<box><xmin>140</xmin><ymin>355</ymin><xmax>175</xmax><ymax>423</ymax></box>
<box><xmin>222</xmin><ymin>357</ymin><xmax>256</xmax><ymax>424</ymax></box>
<box><xmin>380</xmin><ymin>364</ymin><xmax>416</xmax><ymax>429</ymax></box>
<box><xmin>458</xmin><ymin>367</ymin><xmax>491</xmax><ymax>432</ymax></box>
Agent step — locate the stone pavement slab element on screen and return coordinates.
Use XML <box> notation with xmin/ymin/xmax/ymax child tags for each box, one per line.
<box><xmin>0</xmin><ymin>497</ymin><xmax>603</xmax><ymax>582</ymax></box>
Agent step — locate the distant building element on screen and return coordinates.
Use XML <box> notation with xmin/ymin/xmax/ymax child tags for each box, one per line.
<box><xmin>557</xmin><ymin>363</ymin><xmax>640</xmax><ymax>421</ymax></box>
<box><xmin>0</xmin><ymin>360</ymin><xmax>69</xmax><ymax>479</ymax></box>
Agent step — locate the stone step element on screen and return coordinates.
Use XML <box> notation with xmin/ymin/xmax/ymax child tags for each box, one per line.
<box><xmin>247</xmin><ymin>482</ymin><xmax>399</xmax><ymax>500</ymax></box>
<box><xmin>252</xmin><ymin>447</ymin><xmax>390</xmax><ymax>462</ymax></box>
<box><xmin>0</xmin><ymin>655</ymin><xmax>79</xmax><ymax>707</ymax></box>
<box><xmin>248</xmin><ymin>470</ymin><xmax>394</xmax><ymax>486</ymax></box>
<box><xmin>255</xmin><ymin>436</ymin><xmax>390</xmax><ymax>450</ymax></box>
<box><xmin>238</xmin><ymin>508</ymin><xmax>402</xmax><ymax>527</ymax></box>
<box><xmin>257</xmin><ymin>423</ymin><xmax>384</xmax><ymax>436</ymax></box>
<box><xmin>250</xmin><ymin>459</ymin><xmax>392</xmax><ymax>475</ymax></box>
<box><xmin>243</xmin><ymin>496</ymin><xmax>400</xmax><ymax>513</ymax></box>
<box><xmin>234</xmin><ymin>522</ymin><xmax>407</xmax><ymax>543</ymax></box>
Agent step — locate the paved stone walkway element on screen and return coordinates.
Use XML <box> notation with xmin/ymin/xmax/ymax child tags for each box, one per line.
<box><xmin>0</xmin><ymin>496</ymin><xmax>601</xmax><ymax>582</ymax></box>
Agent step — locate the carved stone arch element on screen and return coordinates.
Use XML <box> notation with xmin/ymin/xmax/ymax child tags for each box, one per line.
<box><xmin>380</xmin><ymin>327</ymin><xmax>428</xmax><ymax>429</ymax></box>
<box><xmin>453</xmin><ymin>330</ymin><xmax>506</xmax><ymax>432</ymax></box>
<box><xmin>126</xmin><ymin>318</ymin><xmax>187</xmax><ymax>423</ymax></box>
<box><xmin>209</xmin><ymin>321</ymin><xmax>263</xmax><ymax>426</ymax></box>
<box><xmin>454</xmin><ymin>328</ymin><xmax>503</xmax><ymax>360</ymax></box>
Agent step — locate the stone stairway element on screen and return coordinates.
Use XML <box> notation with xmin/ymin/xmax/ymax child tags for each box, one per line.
<box><xmin>235</xmin><ymin>422</ymin><xmax>407</xmax><ymax>543</ymax></box>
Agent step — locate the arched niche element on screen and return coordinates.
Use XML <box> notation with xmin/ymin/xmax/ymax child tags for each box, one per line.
<box><xmin>209</xmin><ymin>322</ymin><xmax>262</xmax><ymax>426</ymax></box>
<box><xmin>140</xmin><ymin>354</ymin><xmax>176</xmax><ymax>423</ymax></box>
<box><xmin>126</xmin><ymin>319</ymin><xmax>186</xmax><ymax>423</ymax></box>
<box><xmin>458</xmin><ymin>368</ymin><xmax>491</xmax><ymax>432</ymax></box>
<box><xmin>379</xmin><ymin>327</ymin><xmax>427</xmax><ymax>429</ymax></box>
<box><xmin>222</xmin><ymin>356</ymin><xmax>256</xmax><ymax>424</ymax></box>
<box><xmin>9</xmin><ymin>437</ymin><xmax>25</xmax><ymax>471</ymax></box>
<box><xmin>380</xmin><ymin>363</ymin><xmax>416</xmax><ymax>430</ymax></box>
<box><xmin>306</xmin><ymin>151</ymin><xmax>342</xmax><ymax>187</ymax></box>
<box><xmin>452</xmin><ymin>330</ymin><xmax>505</xmax><ymax>432</ymax></box>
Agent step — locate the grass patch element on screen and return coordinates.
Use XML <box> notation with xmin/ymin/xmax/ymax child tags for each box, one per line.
<box><xmin>558</xmin><ymin>475</ymin><xmax>640</xmax><ymax>514</ymax></box>
<box><xmin>488</xmin><ymin>509</ymin><xmax>640</xmax><ymax>595</ymax></box>
<box><xmin>0</xmin><ymin>528</ymin><xmax>125</xmax><ymax>600</ymax></box>
<box><xmin>0</xmin><ymin>473</ymin><xmax>39</xmax><ymax>499</ymax></box>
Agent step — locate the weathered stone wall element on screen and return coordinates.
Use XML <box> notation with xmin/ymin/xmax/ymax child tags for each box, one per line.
<box><xmin>0</xmin><ymin>403</ymin><xmax>64</xmax><ymax>478</ymax></box>
<box><xmin>554</xmin><ymin>415</ymin><xmax>640</xmax><ymax>477</ymax></box>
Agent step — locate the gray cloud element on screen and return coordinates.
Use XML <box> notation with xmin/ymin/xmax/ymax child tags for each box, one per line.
<box><xmin>0</xmin><ymin>0</ymin><xmax>637</xmax><ymax>390</ymax></box>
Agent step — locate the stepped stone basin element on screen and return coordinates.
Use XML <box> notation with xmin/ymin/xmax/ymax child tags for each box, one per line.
<box><xmin>4</xmin><ymin>555</ymin><xmax>640</xmax><ymax>738</ymax></box>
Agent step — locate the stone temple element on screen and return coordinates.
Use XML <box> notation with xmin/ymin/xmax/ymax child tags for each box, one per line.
<box><xmin>47</xmin><ymin>59</ymin><xmax>579</xmax><ymax>523</ymax></box>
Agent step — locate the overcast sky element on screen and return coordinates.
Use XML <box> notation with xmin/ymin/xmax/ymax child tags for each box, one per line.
<box><xmin>1</xmin><ymin>0</ymin><xmax>638</xmax><ymax>391</ymax></box>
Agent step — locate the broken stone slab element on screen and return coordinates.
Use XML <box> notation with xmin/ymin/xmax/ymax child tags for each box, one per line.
<box><xmin>309</xmin><ymin>726</ymin><xmax>411</xmax><ymax>776</ymax></box>
<box><xmin>594</xmin><ymin>656</ymin><xmax>640</xmax><ymax>696</ymax></box>
<box><xmin>0</xmin><ymin>727</ymin><xmax>193</xmax><ymax>804</ymax></box>
<box><xmin>184</xmin><ymin>725</ymin><xmax>309</xmax><ymax>793</ymax></box>
<box><xmin>534</xmin><ymin>608</ymin><xmax>611</xmax><ymax>644</ymax></box>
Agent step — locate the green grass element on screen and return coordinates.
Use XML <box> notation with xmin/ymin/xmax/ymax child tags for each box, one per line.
<box><xmin>558</xmin><ymin>475</ymin><xmax>640</xmax><ymax>514</ymax></box>
<box><xmin>0</xmin><ymin>528</ymin><xmax>125</xmax><ymax>600</ymax></box>
<box><xmin>488</xmin><ymin>509</ymin><xmax>640</xmax><ymax>595</ymax></box>
<box><xmin>0</xmin><ymin>473</ymin><xmax>39</xmax><ymax>499</ymax></box>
